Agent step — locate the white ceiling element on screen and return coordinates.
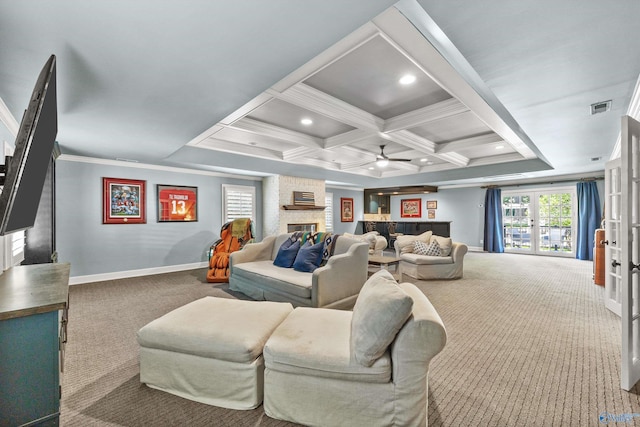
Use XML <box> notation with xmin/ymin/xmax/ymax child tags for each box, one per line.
<box><xmin>1</xmin><ymin>0</ymin><xmax>639</xmax><ymax>189</ymax></box>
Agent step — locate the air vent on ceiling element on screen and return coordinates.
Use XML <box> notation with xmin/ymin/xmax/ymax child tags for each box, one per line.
<box><xmin>591</xmin><ymin>100</ymin><xmax>611</xmax><ymax>115</ymax></box>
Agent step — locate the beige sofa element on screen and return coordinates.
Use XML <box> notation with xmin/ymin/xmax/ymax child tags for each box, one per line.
<box><xmin>344</xmin><ymin>231</ymin><xmax>388</xmax><ymax>256</ymax></box>
<box><xmin>229</xmin><ymin>233</ymin><xmax>369</xmax><ymax>309</ymax></box>
<box><xmin>263</xmin><ymin>269</ymin><xmax>447</xmax><ymax>426</ymax></box>
<box><xmin>394</xmin><ymin>232</ymin><xmax>468</xmax><ymax>280</ymax></box>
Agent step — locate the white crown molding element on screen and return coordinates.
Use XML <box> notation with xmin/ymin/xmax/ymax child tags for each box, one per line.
<box><xmin>466</xmin><ymin>152</ymin><xmax>525</xmax><ymax>167</ymax></box>
<box><xmin>58</xmin><ymin>154</ymin><xmax>263</xmax><ymax>180</ymax></box>
<box><xmin>0</xmin><ymin>96</ymin><xmax>19</xmax><ymax>137</ymax></box>
<box><xmin>611</xmin><ymin>73</ymin><xmax>640</xmax><ymax>160</ymax></box>
<box><xmin>69</xmin><ymin>261</ymin><xmax>208</xmax><ymax>285</ymax></box>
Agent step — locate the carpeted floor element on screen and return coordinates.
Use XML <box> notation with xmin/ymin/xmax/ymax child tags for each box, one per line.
<box><xmin>60</xmin><ymin>252</ymin><xmax>640</xmax><ymax>426</ymax></box>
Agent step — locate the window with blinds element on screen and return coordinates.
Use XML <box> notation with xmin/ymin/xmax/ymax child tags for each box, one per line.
<box><xmin>325</xmin><ymin>193</ymin><xmax>333</xmax><ymax>232</ymax></box>
<box><xmin>222</xmin><ymin>184</ymin><xmax>256</xmax><ymax>223</ymax></box>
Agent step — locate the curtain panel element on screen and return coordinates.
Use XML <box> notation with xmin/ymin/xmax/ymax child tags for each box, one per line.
<box><xmin>484</xmin><ymin>188</ymin><xmax>504</xmax><ymax>253</ymax></box>
<box><xmin>576</xmin><ymin>181</ymin><xmax>602</xmax><ymax>260</ymax></box>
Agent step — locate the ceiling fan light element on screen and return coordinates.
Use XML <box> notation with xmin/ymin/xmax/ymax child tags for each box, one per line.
<box><xmin>376</xmin><ymin>158</ymin><xmax>389</xmax><ymax>167</ymax></box>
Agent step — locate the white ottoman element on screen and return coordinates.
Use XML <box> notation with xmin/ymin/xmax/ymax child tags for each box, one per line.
<box><xmin>137</xmin><ymin>297</ymin><xmax>293</xmax><ymax>409</ymax></box>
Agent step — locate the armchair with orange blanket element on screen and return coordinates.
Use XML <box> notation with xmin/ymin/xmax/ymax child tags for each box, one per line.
<box><xmin>207</xmin><ymin>218</ymin><xmax>254</xmax><ymax>283</ymax></box>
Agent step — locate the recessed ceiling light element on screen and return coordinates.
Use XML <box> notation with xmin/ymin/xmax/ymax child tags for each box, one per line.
<box><xmin>399</xmin><ymin>74</ymin><xmax>416</xmax><ymax>85</ymax></box>
<box><xmin>377</xmin><ymin>192</ymin><xmax>384</xmax><ymax>196</ymax></box>
<box><xmin>301</xmin><ymin>118</ymin><xmax>313</xmax><ymax>125</ymax></box>
<box><xmin>393</xmin><ymin>192</ymin><xmax>399</xmax><ymax>195</ymax></box>
<box><xmin>368</xmin><ymin>166</ymin><xmax>375</xmax><ymax>170</ymax></box>
<box><xmin>495</xmin><ymin>145</ymin><xmax>504</xmax><ymax>149</ymax></box>
<box><xmin>420</xmin><ymin>158</ymin><xmax>428</xmax><ymax>162</ymax></box>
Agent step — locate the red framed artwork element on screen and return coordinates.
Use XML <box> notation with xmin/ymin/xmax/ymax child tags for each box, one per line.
<box><xmin>157</xmin><ymin>184</ymin><xmax>198</xmax><ymax>222</ymax></box>
<box><xmin>103</xmin><ymin>177</ymin><xmax>146</xmax><ymax>224</ymax></box>
<box><xmin>341</xmin><ymin>197</ymin><xmax>354</xmax><ymax>222</ymax></box>
<box><xmin>400</xmin><ymin>198</ymin><xmax>422</xmax><ymax>218</ymax></box>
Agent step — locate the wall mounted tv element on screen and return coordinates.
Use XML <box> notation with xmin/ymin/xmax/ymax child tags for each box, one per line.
<box><xmin>0</xmin><ymin>54</ymin><xmax>57</xmax><ymax>236</ymax></box>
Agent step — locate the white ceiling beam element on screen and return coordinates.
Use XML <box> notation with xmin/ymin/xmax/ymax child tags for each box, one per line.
<box><xmin>466</xmin><ymin>152</ymin><xmax>525</xmax><ymax>167</ymax></box>
<box><xmin>269</xmin><ymin>83</ymin><xmax>384</xmax><ymax>133</ymax></box>
<box><xmin>383</xmin><ymin>98</ymin><xmax>469</xmax><ymax>133</ymax></box>
<box><xmin>324</xmin><ymin>128</ymin><xmax>376</xmax><ymax>149</ymax></box>
<box><xmin>282</xmin><ymin>146</ymin><xmax>321</xmax><ymax>161</ymax></box>
<box><xmin>230</xmin><ymin>117</ymin><xmax>323</xmax><ymax>149</ymax></box>
<box><xmin>435</xmin><ymin>133</ymin><xmax>504</xmax><ymax>153</ymax></box>
<box><xmin>387</xmin><ymin>130</ymin><xmax>469</xmax><ymax>166</ymax></box>
<box><xmin>197</xmin><ymin>138</ymin><xmax>284</xmax><ymax>160</ymax></box>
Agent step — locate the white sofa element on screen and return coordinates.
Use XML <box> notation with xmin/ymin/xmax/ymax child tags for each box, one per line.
<box><xmin>394</xmin><ymin>232</ymin><xmax>468</xmax><ymax>280</ymax></box>
<box><xmin>344</xmin><ymin>231</ymin><xmax>388</xmax><ymax>256</ymax></box>
<box><xmin>263</xmin><ymin>269</ymin><xmax>447</xmax><ymax>426</ymax></box>
<box><xmin>229</xmin><ymin>233</ymin><xmax>369</xmax><ymax>309</ymax></box>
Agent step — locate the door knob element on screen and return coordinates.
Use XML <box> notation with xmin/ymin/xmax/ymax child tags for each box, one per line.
<box><xmin>612</xmin><ymin>260</ymin><xmax>621</xmax><ymax>268</ymax></box>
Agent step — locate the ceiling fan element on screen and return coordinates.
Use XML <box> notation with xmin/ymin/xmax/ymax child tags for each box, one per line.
<box><xmin>375</xmin><ymin>145</ymin><xmax>411</xmax><ymax>167</ymax></box>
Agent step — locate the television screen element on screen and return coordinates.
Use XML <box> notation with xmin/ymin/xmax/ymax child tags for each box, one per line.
<box><xmin>0</xmin><ymin>55</ymin><xmax>57</xmax><ymax>236</ymax></box>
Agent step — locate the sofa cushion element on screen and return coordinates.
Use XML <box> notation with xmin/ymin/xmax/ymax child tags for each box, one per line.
<box><xmin>431</xmin><ymin>235</ymin><xmax>452</xmax><ymax>256</ymax></box>
<box><xmin>293</xmin><ymin>240</ymin><xmax>324</xmax><ymax>272</ymax></box>
<box><xmin>395</xmin><ymin>231</ymin><xmax>432</xmax><ymax>254</ymax></box>
<box><xmin>415</xmin><ymin>240</ymin><xmax>441</xmax><ymax>256</ymax></box>
<box><xmin>273</xmin><ymin>239</ymin><xmax>301</xmax><ymax>268</ymax></box>
<box><xmin>233</xmin><ymin>260</ymin><xmax>313</xmax><ymax>298</ymax></box>
<box><xmin>137</xmin><ymin>297</ymin><xmax>293</xmax><ymax>363</ymax></box>
<box><xmin>401</xmin><ymin>253</ymin><xmax>453</xmax><ymax>265</ymax></box>
<box><xmin>320</xmin><ymin>234</ymin><xmax>340</xmax><ymax>266</ymax></box>
<box><xmin>344</xmin><ymin>232</ymin><xmax>377</xmax><ymax>251</ymax></box>
<box><xmin>351</xmin><ymin>269</ymin><xmax>414</xmax><ymax>367</ymax></box>
<box><xmin>264</xmin><ymin>307</ymin><xmax>391</xmax><ymax>383</ymax></box>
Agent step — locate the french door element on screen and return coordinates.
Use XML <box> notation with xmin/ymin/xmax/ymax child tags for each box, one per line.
<box><xmin>619</xmin><ymin>115</ymin><xmax>640</xmax><ymax>391</ymax></box>
<box><xmin>502</xmin><ymin>188</ymin><xmax>576</xmax><ymax>257</ymax></box>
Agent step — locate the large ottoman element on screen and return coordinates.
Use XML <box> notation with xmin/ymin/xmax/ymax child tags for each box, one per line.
<box><xmin>137</xmin><ymin>297</ymin><xmax>293</xmax><ymax>409</ymax></box>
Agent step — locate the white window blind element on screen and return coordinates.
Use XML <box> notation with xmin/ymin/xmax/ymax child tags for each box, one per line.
<box><xmin>222</xmin><ymin>184</ymin><xmax>255</xmax><ymax>223</ymax></box>
<box><xmin>325</xmin><ymin>193</ymin><xmax>333</xmax><ymax>232</ymax></box>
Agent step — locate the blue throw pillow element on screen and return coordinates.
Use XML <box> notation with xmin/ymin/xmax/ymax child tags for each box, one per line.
<box><xmin>273</xmin><ymin>239</ymin><xmax>301</xmax><ymax>268</ymax></box>
<box><xmin>292</xmin><ymin>240</ymin><xmax>324</xmax><ymax>273</ymax></box>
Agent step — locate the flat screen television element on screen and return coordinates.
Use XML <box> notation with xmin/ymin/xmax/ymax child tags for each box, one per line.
<box><xmin>0</xmin><ymin>54</ymin><xmax>57</xmax><ymax>236</ymax></box>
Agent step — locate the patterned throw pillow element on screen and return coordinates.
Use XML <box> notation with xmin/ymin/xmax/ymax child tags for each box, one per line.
<box><xmin>320</xmin><ymin>234</ymin><xmax>339</xmax><ymax>266</ymax></box>
<box><xmin>414</xmin><ymin>240</ymin><xmax>441</xmax><ymax>256</ymax></box>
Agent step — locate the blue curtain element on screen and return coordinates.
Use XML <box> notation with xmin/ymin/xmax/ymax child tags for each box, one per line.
<box><xmin>576</xmin><ymin>181</ymin><xmax>602</xmax><ymax>260</ymax></box>
<box><xmin>484</xmin><ymin>188</ymin><xmax>504</xmax><ymax>252</ymax></box>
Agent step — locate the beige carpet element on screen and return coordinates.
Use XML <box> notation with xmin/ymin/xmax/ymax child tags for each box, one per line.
<box><xmin>60</xmin><ymin>252</ymin><xmax>640</xmax><ymax>426</ymax></box>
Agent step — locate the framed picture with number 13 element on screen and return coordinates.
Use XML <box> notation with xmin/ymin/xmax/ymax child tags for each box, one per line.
<box><xmin>157</xmin><ymin>184</ymin><xmax>198</xmax><ymax>222</ymax></box>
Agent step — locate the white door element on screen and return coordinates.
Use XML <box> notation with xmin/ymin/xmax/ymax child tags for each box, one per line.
<box><xmin>502</xmin><ymin>188</ymin><xmax>576</xmax><ymax>257</ymax></box>
<box><xmin>621</xmin><ymin>115</ymin><xmax>640</xmax><ymax>391</ymax></box>
<box><xmin>604</xmin><ymin>158</ymin><xmax>622</xmax><ymax>316</ymax></box>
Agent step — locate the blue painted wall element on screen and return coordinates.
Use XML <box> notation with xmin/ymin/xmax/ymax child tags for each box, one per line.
<box><xmin>56</xmin><ymin>159</ymin><xmax>262</xmax><ymax>277</ymax></box>
<box><xmin>326</xmin><ymin>187</ymin><xmax>363</xmax><ymax>235</ymax></box>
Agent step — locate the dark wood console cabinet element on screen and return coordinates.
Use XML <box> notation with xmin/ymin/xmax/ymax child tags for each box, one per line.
<box><xmin>355</xmin><ymin>221</ymin><xmax>451</xmax><ymax>247</ymax></box>
<box><xmin>0</xmin><ymin>263</ymin><xmax>70</xmax><ymax>426</ymax></box>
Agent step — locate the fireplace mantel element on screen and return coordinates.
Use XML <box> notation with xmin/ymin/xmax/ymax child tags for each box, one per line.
<box><xmin>282</xmin><ymin>205</ymin><xmax>326</xmax><ymax>210</ymax></box>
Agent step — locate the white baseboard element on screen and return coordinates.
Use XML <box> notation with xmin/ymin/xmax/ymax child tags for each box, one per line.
<box><xmin>467</xmin><ymin>245</ymin><xmax>483</xmax><ymax>252</ymax></box>
<box><xmin>69</xmin><ymin>261</ymin><xmax>209</xmax><ymax>285</ymax></box>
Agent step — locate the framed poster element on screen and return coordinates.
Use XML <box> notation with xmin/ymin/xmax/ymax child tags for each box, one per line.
<box><xmin>103</xmin><ymin>177</ymin><xmax>146</xmax><ymax>224</ymax></box>
<box><xmin>428</xmin><ymin>209</ymin><xmax>436</xmax><ymax>219</ymax></box>
<box><xmin>426</xmin><ymin>200</ymin><xmax>438</xmax><ymax>209</ymax></box>
<box><xmin>157</xmin><ymin>184</ymin><xmax>198</xmax><ymax>222</ymax></box>
<box><xmin>400</xmin><ymin>198</ymin><xmax>422</xmax><ymax>218</ymax></box>
<box><xmin>341</xmin><ymin>197</ymin><xmax>354</xmax><ymax>222</ymax></box>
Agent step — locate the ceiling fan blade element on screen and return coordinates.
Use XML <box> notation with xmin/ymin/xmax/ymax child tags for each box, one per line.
<box><xmin>389</xmin><ymin>158</ymin><xmax>412</xmax><ymax>162</ymax></box>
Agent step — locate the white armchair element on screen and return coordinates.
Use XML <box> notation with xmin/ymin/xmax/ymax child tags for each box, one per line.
<box><xmin>263</xmin><ymin>270</ymin><xmax>447</xmax><ymax>426</ymax></box>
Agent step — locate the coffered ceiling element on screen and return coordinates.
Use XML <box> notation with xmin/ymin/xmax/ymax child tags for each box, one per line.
<box><xmin>187</xmin><ymin>6</ymin><xmax>544</xmax><ymax>182</ymax></box>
